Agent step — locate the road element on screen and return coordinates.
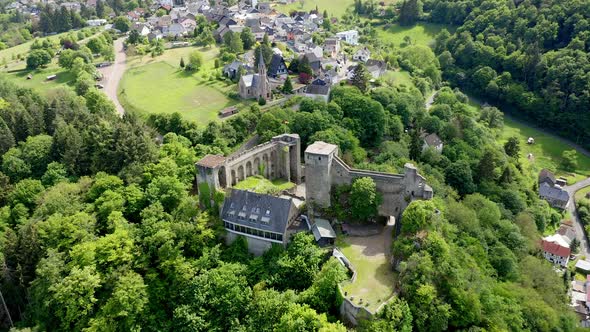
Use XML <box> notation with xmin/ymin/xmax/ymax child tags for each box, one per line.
<box><xmin>565</xmin><ymin>179</ymin><xmax>590</xmax><ymax>257</ymax></box>
<box><xmin>98</xmin><ymin>38</ymin><xmax>126</xmax><ymax>116</ymax></box>
<box><xmin>461</xmin><ymin>93</ymin><xmax>590</xmax><ymax>257</ymax></box>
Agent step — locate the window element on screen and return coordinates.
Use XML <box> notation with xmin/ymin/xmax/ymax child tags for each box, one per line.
<box><xmin>242</xmin><ymin>205</ymin><xmax>247</xmax><ymax>211</ymax></box>
<box><xmin>249</xmin><ymin>217</ymin><xmax>257</xmax><ymax>223</ymax></box>
<box><xmin>265</xmin><ymin>209</ymin><xmax>271</xmax><ymax>216</ymax></box>
<box><xmin>230</xmin><ymin>202</ymin><xmax>235</xmax><ymax>208</ymax></box>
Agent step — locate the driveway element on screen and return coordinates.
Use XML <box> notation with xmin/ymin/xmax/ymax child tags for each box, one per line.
<box><xmin>98</xmin><ymin>38</ymin><xmax>126</xmax><ymax>116</ymax></box>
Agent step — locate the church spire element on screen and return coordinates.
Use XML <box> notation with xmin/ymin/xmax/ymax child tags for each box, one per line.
<box><xmin>258</xmin><ymin>48</ymin><xmax>266</xmax><ymax>76</ymax></box>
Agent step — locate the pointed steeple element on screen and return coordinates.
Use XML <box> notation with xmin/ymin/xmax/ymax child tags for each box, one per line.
<box><xmin>258</xmin><ymin>48</ymin><xmax>266</xmax><ymax>76</ymax></box>
<box><xmin>256</xmin><ymin>48</ymin><xmax>270</xmax><ymax>100</ymax></box>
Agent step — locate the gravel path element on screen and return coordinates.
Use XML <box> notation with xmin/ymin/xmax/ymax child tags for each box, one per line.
<box><xmin>98</xmin><ymin>38</ymin><xmax>126</xmax><ymax>116</ymax></box>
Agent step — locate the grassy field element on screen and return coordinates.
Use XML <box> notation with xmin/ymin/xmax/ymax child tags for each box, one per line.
<box><xmin>0</xmin><ymin>28</ymin><xmax>103</xmax><ymax>94</ymax></box>
<box><xmin>119</xmin><ymin>46</ymin><xmax>244</xmax><ymax>123</ymax></box>
<box><xmin>575</xmin><ymin>186</ymin><xmax>590</xmax><ymax>202</ymax></box>
<box><xmin>500</xmin><ymin>117</ymin><xmax>590</xmax><ymax>183</ymax></box>
<box><xmin>273</xmin><ymin>0</ymin><xmax>355</xmax><ymax>18</ymax></box>
<box><xmin>1</xmin><ymin>67</ymin><xmax>76</xmax><ymax>93</ymax></box>
<box><xmin>381</xmin><ymin>70</ymin><xmax>415</xmax><ymax>89</ymax></box>
<box><xmin>233</xmin><ymin>175</ymin><xmax>295</xmax><ymax>194</ymax></box>
<box><xmin>377</xmin><ymin>23</ymin><xmax>454</xmax><ymax>48</ymax></box>
<box><xmin>337</xmin><ymin>235</ymin><xmax>395</xmax><ymax>312</ymax></box>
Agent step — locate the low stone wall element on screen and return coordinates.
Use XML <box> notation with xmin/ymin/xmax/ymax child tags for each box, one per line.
<box><xmin>333</xmin><ymin>247</ymin><xmax>396</xmax><ymax>326</ymax></box>
<box><xmin>338</xmin><ymin>285</ymin><xmax>374</xmax><ymax>326</ymax></box>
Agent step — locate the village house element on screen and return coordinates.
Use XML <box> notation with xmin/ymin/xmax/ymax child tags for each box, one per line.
<box><xmin>223</xmin><ymin>60</ymin><xmax>245</xmax><ymax>80</ymax></box>
<box><xmin>353</xmin><ymin>47</ymin><xmax>371</xmax><ymax>62</ymax></box>
<box><xmin>541</xmin><ymin>239</ymin><xmax>571</xmax><ymax>267</ymax></box>
<box><xmin>301</xmin><ymin>84</ymin><xmax>330</xmax><ymax>102</ymax></box>
<box><xmin>365</xmin><ymin>59</ymin><xmax>387</xmax><ymax>78</ymax></box>
<box><xmin>323</xmin><ymin>38</ymin><xmax>341</xmax><ymax>58</ymax></box>
<box><xmin>336</xmin><ymin>30</ymin><xmax>359</xmax><ymax>45</ymax></box>
<box><xmin>422</xmin><ymin>133</ymin><xmax>443</xmax><ymax>153</ymax></box>
<box><xmin>268</xmin><ymin>54</ymin><xmax>288</xmax><ymax>78</ymax></box>
<box><xmin>538</xmin><ymin>169</ymin><xmax>570</xmax><ymax>209</ymax></box>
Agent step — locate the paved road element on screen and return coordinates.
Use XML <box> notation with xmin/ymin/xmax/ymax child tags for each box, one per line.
<box><xmin>464</xmin><ymin>93</ymin><xmax>590</xmax><ymax>257</ymax></box>
<box><xmin>98</xmin><ymin>38</ymin><xmax>126</xmax><ymax>116</ymax></box>
<box><xmin>565</xmin><ymin>179</ymin><xmax>590</xmax><ymax>257</ymax></box>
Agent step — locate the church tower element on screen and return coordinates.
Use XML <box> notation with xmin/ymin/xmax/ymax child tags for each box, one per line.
<box><xmin>257</xmin><ymin>49</ymin><xmax>270</xmax><ymax>100</ymax></box>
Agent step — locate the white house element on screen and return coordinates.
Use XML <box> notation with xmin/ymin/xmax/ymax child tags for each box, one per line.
<box><xmin>87</xmin><ymin>19</ymin><xmax>107</xmax><ymax>26</ymax></box>
<box><xmin>422</xmin><ymin>133</ymin><xmax>443</xmax><ymax>153</ymax></box>
<box><xmin>336</xmin><ymin>30</ymin><xmax>359</xmax><ymax>45</ymax></box>
<box><xmin>541</xmin><ymin>239</ymin><xmax>571</xmax><ymax>267</ymax></box>
<box><xmin>352</xmin><ymin>47</ymin><xmax>371</xmax><ymax>62</ymax></box>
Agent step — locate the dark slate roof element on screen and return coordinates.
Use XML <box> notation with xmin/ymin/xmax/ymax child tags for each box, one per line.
<box><xmin>539</xmin><ymin>169</ymin><xmax>556</xmax><ymax>186</ymax></box>
<box><xmin>223</xmin><ymin>60</ymin><xmax>243</xmax><ymax>72</ymax></box>
<box><xmin>268</xmin><ymin>54</ymin><xmax>286</xmax><ymax>76</ymax></box>
<box><xmin>305</xmin><ymin>84</ymin><xmax>330</xmax><ymax>96</ymax></box>
<box><xmin>423</xmin><ymin>133</ymin><xmax>442</xmax><ymax>147</ymax></box>
<box><xmin>539</xmin><ymin>182</ymin><xmax>570</xmax><ymax>203</ymax></box>
<box><xmin>221</xmin><ymin>189</ymin><xmax>296</xmax><ymax>234</ymax></box>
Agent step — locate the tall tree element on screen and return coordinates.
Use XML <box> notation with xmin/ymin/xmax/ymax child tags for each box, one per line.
<box><xmin>351</xmin><ymin>63</ymin><xmax>371</xmax><ymax>93</ymax></box>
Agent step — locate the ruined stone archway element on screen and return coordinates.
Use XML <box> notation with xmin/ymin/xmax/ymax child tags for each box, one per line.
<box><xmin>238</xmin><ymin>165</ymin><xmax>245</xmax><ymax>182</ymax></box>
<box><xmin>262</xmin><ymin>154</ymin><xmax>269</xmax><ymax>178</ymax></box>
<box><xmin>253</xmin><ymin>157</ymin><xmax>261</xmax><ymax>176</ymax></box>
<box><xmin>231</xmin><ymin>169</ymin><xmax>237</xmax><ymax>186</ymax></box>
<box><xmin>246</xmin><ymin>161</ymin><xmax>252</xmax><ymax>177</ymax></box>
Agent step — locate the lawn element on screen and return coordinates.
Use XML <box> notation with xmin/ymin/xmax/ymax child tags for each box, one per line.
<box><xmin>1</xmin><ymin>67</ymin><xmax>76</xmax><ymax>93</ymax></box>
<box><xmin>380</xmin><ymin>70</ymin><xmax>415</xmax><ymax>89</ymax></box>
<box><xmin>273</xmin><ymin>0</ymin><xmax>355</xmax><ymax>18</ymax></box>
<box><xmin>500</xmin><ymin>117</ymin><xmax>590</xmax><ymax>183</ymax></box>
<box><xmin>233</xmin><ymin>175</ymin><xmax>295</xmax><ymax>194</ymax></box>
<box><xmin>377</xmin><ymin>23</ymin><xmax>454</xmax><ymax>48</ymax></box>
<box><xmin>575</xmin><ymin>186</ymin><xmax>590</xmax><ymax>202</ymax></box>
<box><xmin>337</xmin><ymin>235</ymin><xmax>395</xmax><ymax>312</ymax></box>
<box><xmin>119</xmin><ymin>46</ymin><xmax>243</xmax><ymax>123</ymax></box>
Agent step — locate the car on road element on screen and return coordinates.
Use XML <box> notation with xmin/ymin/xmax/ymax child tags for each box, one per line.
<box><xmin>95</xmin><ymin>84</ymin><xmax>105</xmax><ymax>89</ymax></box>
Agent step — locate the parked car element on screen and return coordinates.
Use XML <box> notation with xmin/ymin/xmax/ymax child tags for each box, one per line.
<box><xmin>95</xmin><ymin>84</ymin><xmax>105</xmax><ymax>89</ymax></box>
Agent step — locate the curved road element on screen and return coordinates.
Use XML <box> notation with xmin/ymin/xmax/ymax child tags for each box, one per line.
<box><xmin>565</xmin><ymin>180</ymin><xmax>590</xmax><ymax>257</ymax></box>
<box><xmin>428</xmin><ymin>91</ymin><xmax>590</xmax><ymax>257</ymax></box>
<box><xmin>98</xmin><ymin>38</ymin><xmax>126</xmax><ymax>116</ymax></box>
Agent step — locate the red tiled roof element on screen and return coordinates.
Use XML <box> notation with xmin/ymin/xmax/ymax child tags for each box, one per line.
<box><xmin>197</xmin><ymin>154</ymin><xmax>226</xmax><ymax>168</ymax></box>
<box><xmin>542</xmin><ymin>240</ymin><xmax>570</xmax><ymax>258</ymax></box>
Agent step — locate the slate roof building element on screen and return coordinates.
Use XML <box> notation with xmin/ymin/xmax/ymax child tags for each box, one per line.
<box><xmin>539</xmin><ymin>169</ymin><xmax>557</xmax><ymax>187</ymax></box>
<box><xmin>539</xmin><ymin>182</ymin><xmax>570</xmax><ymax>209</ymax></box>
<box><xmin>311</xmin><ymin>218</ymin><xmax>336</xmax><ymax>247</ymax></box>
<box><xmin>422</xmin><ymin>133</ymin><xmax>443</xmax><ymax>153</ymax></box>
<box><xmin>538</xmin><ymin>169</ymin><xmax>570</xmax><ymax>209</ymax></box>
<box><xmin>222</xmin><ymin>189</ymin><xmax>300</xmax><ymax>255</ymax></box>
<box><xmin>268</xmin><ymin>54</ymin><xmax>288</xmax><ymax>78</ymax></box>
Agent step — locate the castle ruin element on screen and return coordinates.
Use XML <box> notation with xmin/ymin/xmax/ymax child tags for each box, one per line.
<box><xmin>196</xmin><ymin>134</ymin><xmax>432</xmax><ymax>220</ymax></box>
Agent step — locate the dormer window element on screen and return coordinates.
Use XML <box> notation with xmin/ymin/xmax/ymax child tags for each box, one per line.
<box><xmin>230</xmin><ymin>202</ymin><xmax>235</xmax><ymax>208</ymax></box>
<box><xmin>265</xmin><ymin>209</ymin><xmax>271</xmax><ymax>216</ymax></box>
<box><xmin>242</xmin><ymin>205</ymin><xmax>247</xmax><ymax>211</ymax></box>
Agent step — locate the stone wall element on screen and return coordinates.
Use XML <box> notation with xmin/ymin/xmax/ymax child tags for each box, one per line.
<box><xmin>226</xmin><ymin>231</ymin><xmax>274</xmax><ymax>256</ymax></box>
<box><xmin>196</xmin><ymin>134</ymin><xmax>302</xmax><ymax>193</ymax></box>
<box><xmin>305</xmin><ymin>141</ymin><xmax>433</xmax><ymax>219</ymax></box>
